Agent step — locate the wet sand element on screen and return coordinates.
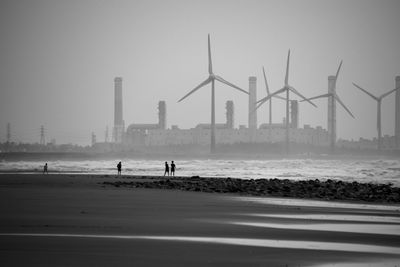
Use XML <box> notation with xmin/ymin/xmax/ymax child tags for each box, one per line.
<box><xmin>0</xmin><ymin>174</ymin><xmax>399</xmax><ymax>266</ymax></box>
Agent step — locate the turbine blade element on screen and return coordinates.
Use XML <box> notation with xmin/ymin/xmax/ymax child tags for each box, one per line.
<box><xmin>289</xmin><ymin>86</ymin><xmax>317</xmax><ymax>107</ymax></box>
<box><xmin>256</xmin><ymin>87</ymin><xmax>286</xmax><ymax>104</ymax></box>
<box><xmin>335</xmin><ymin>60</ymin><xmax>343</xmax><ymax>82</ymax></box>
<box><xmin>208</xmin><ymin>34</ymin><xmax>213</xmax><ymax>74</ymax></box>
<box><xmin>335</xmin><ymin>94</ymin><xmax>355</xmax><ymax>118</ymax></box>
<box><xmin>262</xmin><ymin>66</ymin><xmax>270</xmax><ymax>95</ymax></box>
<box><xmin>285</xmin><ymin>50</ymin><xmax>290</xmax><ymax>86</ymax></box>
<box><xmin>380</xmin><ymin>86</ymin><xmax>400</xmax><ymax>99</ymax></box>
<box><xmin>253</xmin><ymin>98</ymin><xmax>268</xmax><ymax>112</ymax></box>
<box><xmin>299</xmin><ymin>93</ymin><xmax>332</xmax><ymax>102</ymax></box>
<box><xmin>257</xmin><ymin>87</ymin><xmax>286</xmax><ymax>103</ymax></box>
<box><xmin>273</xmin><ymin>95</ymin><xmax>287</xmax><ymax>100</ymax></box>
<box><xmin>256</xmin><ymin>96</ymin><xmax>268</xmax><ymax>104</ymax></box>
<box><xmin>214</xmin><ymin>75</ymin><xmax>249</xmax><ymax>95</ymax></box>
<box><xmin>178</xmin><ymin>78</ymin><xmax>211</xmax><ymax>102</ymax></box>
<box><xmin>352</xmin><ymin>82</ymin><xmax>378</xmax><ymax>101</ymax></box>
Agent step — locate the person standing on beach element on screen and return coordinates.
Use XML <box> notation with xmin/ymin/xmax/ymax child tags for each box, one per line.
<box><xmin>164</xmin><ymin>161</ymin><xmax>169</xmax><ymax>176</ymax></box>
<box><xmin>43</xmin><ymin>163</ymin><xmax>48</xmax><ymax>174</ymax></box>
<box><xmin>171</xmin><ymin>161</ymin><xmax>176</xmax><ymax>176</ymax></box>
<box><xmin>117</xmin><ymin>161</ymin><xmax>122</xmax><ymax>175</ymax></box>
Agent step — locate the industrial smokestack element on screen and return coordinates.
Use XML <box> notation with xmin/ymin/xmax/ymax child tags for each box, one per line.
<box><xmin>328</xmin><ymin>75</ymin><xmax>336</xmax><ymax>150</ymax></box>
<box><xmin>226</xmin><ymin>100</ymin><xmax>234</xmax><ymax>129</ymax></box>
<box><xmin>113</xmin><ymin>77</ymin><xmax>124</xmax><ymax>143</ymax></box>
<box><xmin>158</xmin><ymin>101</ymin><xmax>166</xmax><ymax>130</ymax></box>
<box><xmin>248</xmin><ymin>76</ymin><xmax>257</xmax><ymax>142</ymax></box>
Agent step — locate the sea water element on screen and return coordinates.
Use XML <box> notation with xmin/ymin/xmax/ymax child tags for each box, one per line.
<box><xmin>1</xmin><ymin>158</ymin><xmax>400</xmax><ymax>186</ymax></box>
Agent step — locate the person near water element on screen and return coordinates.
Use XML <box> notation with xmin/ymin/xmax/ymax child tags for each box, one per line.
<box><xmin>171</xmin><ymin>161</ymin><xmax>176</xmax><ymax>176</ymax></box>
<box><xmin>43</xmin><ymin>163</ymin><xmax>48</xmax><ymax>174</ymax></box>
<box><xmin>117</xmin><ymin>161</ymin><xmax>122</xmax><ymax>175</ymax></box>
<box><xmin>164</xmin><ymin>161</ymin><xmax>169</xmax><ymax>176</ymax></box>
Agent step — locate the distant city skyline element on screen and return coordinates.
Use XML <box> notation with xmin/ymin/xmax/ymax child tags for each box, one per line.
<box><xmin>1</xmin><ymin>0</ymin><xmax>400</xmax><ymax>145</ymax></box>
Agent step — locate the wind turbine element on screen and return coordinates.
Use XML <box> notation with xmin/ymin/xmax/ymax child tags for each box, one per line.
<box><xmin>352</xmin><ymin>82</ymin><xmax>400</xmax><ymax>151</ymax></box>
<box><xmin>178</xmin><ymin>34</ymin><xmax>248</xmax><ymax>153</ymax></box>
<box><xmin>255</xmin><ymin>50</ymin><xmax>317</xmax><ymax>154</ymax></box>
<box><xmin>301</xmin><ymin>61</ymin><xmax>355</xmax><ymax>152</ymax></box>
<box><xmin>261</xmin><ymin>66</ymin><xmax>286</xmax><ymax>125</ymax></box>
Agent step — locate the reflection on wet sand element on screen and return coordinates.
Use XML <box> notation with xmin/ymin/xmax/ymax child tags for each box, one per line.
<box><xmin>230</xmin><ymin>221</ymin><xmax>400</xmax><ymax>236</ymax></box>
<box><xmin>245</xmin><ymin>213</ymin><xmax>400</xmax><ymax>223</ymax></box>
<box><xmin>1</xmin><ymin>233</ymin><xmax>400</xmax><ymax>255</ymax></box>
<box><xmin>233</xmin><ymin>196</ymin><xmax>400</xmax><ymax>211</ymax></box>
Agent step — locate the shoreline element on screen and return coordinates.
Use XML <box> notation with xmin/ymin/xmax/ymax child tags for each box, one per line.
<box><xmin>1</xmin><ymin>173</ymin><xmax>399</xmax><ymax>204</ymax></box>
<box><xmin>0</xmin><ymin>173</ymin><xmax>399</xmax><ymax>266</ymax></box>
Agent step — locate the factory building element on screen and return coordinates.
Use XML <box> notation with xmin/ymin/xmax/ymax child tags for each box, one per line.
<box><xmin>123</xmin><ymin>100</ymin><xmax>329</xmax><ymax>147</ymax></box>
<box><xmin>109</xmin><ymin>77</ymin><xmax>330</xmax><ymax>149</ymax></box>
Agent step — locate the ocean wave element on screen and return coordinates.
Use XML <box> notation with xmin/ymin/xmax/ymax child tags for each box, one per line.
<box><xmin>1</xmin><ymin>158</ymin><xmax>400</xmax><ymax>186</ymax></box>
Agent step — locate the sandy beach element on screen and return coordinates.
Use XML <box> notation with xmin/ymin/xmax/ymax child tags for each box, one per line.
<box><xmin>0</xmin><ymin>174</ymin><xmax>400</xmax><ymax>266</ymax></box>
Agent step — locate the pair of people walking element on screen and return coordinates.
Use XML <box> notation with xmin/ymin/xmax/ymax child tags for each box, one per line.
<box><xmin>164</xmin><ymin>161</ymin><xmax>176</xmax><ymax>176</ymax></box>
<box><xmin>115</xmin><ymin>161</ymin><xmax>176</xmax><ymax>176</ymax></box>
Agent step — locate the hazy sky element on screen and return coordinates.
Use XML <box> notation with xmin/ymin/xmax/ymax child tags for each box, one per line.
<box><xmin>1</xmin><ymin>0</ymin><xmax>400</xmax><ymax>145</ymax></box>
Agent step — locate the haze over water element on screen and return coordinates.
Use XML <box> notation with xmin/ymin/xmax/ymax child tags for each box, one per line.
<box><xmin>2</xmin><ymin>158</ymin><xmax>400</xmax><ymax>186</ymax></box>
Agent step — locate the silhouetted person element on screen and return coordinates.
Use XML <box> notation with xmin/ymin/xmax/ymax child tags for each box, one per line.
<box><xmin>43</xmin><ymin>163</ymin><xmax>48</xmax><ymax>174</ymax></box>
<box><xmin>171</xmin><ymin>161</ymin><xmax>176</xmax><ymax>176</ymax></box>
<box><xmin>117</xmin><ymin>161</ymin><xmax>122</xmax><ymax>175</ymax></box>
<box><xmin>164</xmin><ymin>161</ymin><xmax>169</xmax><ymax>176</ymax></box>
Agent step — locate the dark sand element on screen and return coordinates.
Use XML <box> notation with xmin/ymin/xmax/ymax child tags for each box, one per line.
<box><xmin>0</xmin><ymin>174</ymin><xmax>399</xmax><ymax>267</ymax></box>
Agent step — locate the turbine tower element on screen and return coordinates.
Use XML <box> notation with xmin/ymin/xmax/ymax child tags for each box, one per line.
<box><xmin>178</xmin><ymin>34</ymin><xmax>248</xmax><ymax>153</ymax></box>
<box><xmin>261</xmin><ymin>66</ymin><xmax>285</xmax><ymax>125</ymax></box>
<box><xmin>352</xmin><ymin>82</ymin><xmax>400</xmax><ymax>151</ymax></box>
<box><xmin>301</xmin><ymin>61</ymin><xmax>354</xmax><ymax>152</ymax></box>
<box><xmin>255</xmin><ymin>50</ymin><xmax>317</xmax><ymax>154</ymax></box>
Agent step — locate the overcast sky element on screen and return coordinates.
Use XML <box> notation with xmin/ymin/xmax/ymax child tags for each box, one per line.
<box><xmin>1</xmin><ymin>0</ymin><xmax>400</xmax><ymax>145</ymax></box>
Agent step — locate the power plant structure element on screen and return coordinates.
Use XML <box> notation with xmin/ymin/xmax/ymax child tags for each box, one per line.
<box><xmin>99</xmin><ymin>74</ymin><xmax>330</xmax><ymax>152</ymax></box>
<box><xmin>96</xmin><ymin>74</ymin><xmax>400</xmax><ymax>153</ymax></box>
<box><xmin>113</xmin><ymin>77</ymin><xmax>125</xmax><ymax>143</ymax></box>
<box><xmin>93</xmin><ymin>36</ymin><xmax>400</xmax><ymax>154</ymax></box>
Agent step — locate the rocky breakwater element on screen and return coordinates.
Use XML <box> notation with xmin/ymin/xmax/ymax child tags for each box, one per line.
<box><xmin>103</xmin><ymin>177</ymin><xmax>400</xmax><ymax>203</ymax></box>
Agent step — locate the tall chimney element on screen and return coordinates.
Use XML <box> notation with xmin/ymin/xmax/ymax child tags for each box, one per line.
<box><xmin>248</xmin><ymin>76</ymin><xmax>257</xmax><ymax>142</ymax></box>
<box><xmin>113</xmin><ymin>77</ymin><xmax>124</xmax><ymax>143</ymax></box>
<box><xmin>395</xmin><ymin>76</ymin><xmax>400</xmax><ymax>148</ymax></box>
<box><xmin>328</xmin><ymin>75</ymin><xmax>336</xmax><ymax>151</ymax></box>
<box><xmin>226</xmin><ymin>100</ymin><xmax>234</xmax><ymax>129</ymax></box>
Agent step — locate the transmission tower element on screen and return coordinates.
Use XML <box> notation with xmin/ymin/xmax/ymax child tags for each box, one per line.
<box><xmin>40</xmin><ymin>125</ymin><xmax>45</xmax><ymax>145</ymax></box>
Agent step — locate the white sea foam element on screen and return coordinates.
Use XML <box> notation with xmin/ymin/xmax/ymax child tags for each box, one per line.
<box><xmin>1</xmin><ymin>158</ymin><xmax>400</xmax><ymax>185</ymax></box>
